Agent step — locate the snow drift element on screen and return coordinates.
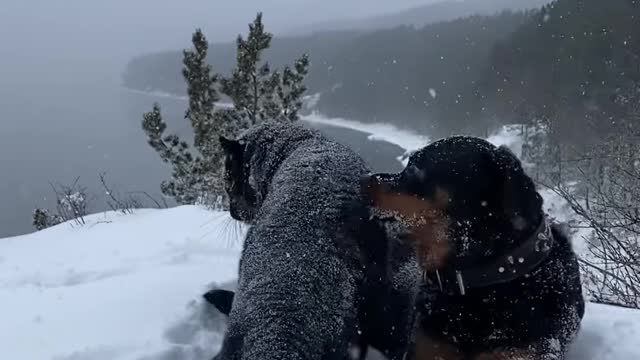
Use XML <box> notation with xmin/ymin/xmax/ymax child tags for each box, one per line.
<box><xmin>1</xmin><ymin>206</ymin><xmax>638</xmax><ymax>360</ymax></box>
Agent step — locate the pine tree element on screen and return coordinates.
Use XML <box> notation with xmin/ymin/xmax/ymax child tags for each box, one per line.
<box><xmin>142</xmin><ymin>14</ymin><xmax>310</xmax><ymax>206</ymax></box>
<box><xmin>221</xmin><ymin>13</ymin><xmax>272</xmax><ymax>126</ymax></box>
<box><xmin>280</xmin><ymin>54</ymin><xmax>310</xmax><ymax>121</ymax></box>
<box><xmin>183</xmin><ymin>30</ymin><xmax>219</xmax><ymax>158</ymax></box>
<box><xmin>33</xmin><ymin>208</ymin><xmax>49</xmax><ymax>231</ymax></box>
<box><xmin>32</xmin><ymin>208</ymin><xmax>62</xmax><ymax>231</ymax></box>
<box><xmin>142</xmin><ymin>104</ymin><xmax>202</xmax><ymax>204</ymax></box>
<box><xmin>182</xmin><ymin>29</ymin><xmax>225</xmax><ymax>204</ymax></box>
<box><xmin>221</xmin><ymin>13</ymin><xmax>310</xmax><ymax>127</ymax></box>
<box><xmin>142</xmin><ymin>30</ymin><xmax>224</xmax><ymax>206</ymax></box>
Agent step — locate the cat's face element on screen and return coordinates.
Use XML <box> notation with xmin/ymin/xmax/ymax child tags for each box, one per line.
<box><xmin>219</xmin><ymin>136</ymin><xmax>258</xmax><ymax>224</ymax></box>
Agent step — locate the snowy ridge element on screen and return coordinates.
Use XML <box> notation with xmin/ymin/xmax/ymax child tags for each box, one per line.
<box><xmin>1</xmin><ymin>206</ymin><xmax>637</xmax><ymax>359</ymax></box>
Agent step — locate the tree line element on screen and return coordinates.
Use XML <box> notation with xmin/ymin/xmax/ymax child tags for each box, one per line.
<box><xmin>141</xmin><ymin>14</ymin><xmax>309</xmax><ymax>207</ymax></box>
<box><xmin>122</xmin><ymin>9</ymin><xmax>534</xmax><ymax>137</ymax></box>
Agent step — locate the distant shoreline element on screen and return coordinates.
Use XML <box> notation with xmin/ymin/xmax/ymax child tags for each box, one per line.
<box><xmin>122</xmin><ymin>87</ymin><xmax>188</xmax><ymax>101</ymax></box>
<box><xmin>122</xmin><ymin>87</ymin><xmax>430</xmax><ymax>166</ymax></box>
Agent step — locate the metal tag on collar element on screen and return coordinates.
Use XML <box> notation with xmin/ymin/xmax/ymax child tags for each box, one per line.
<box><xmin>536</xmin><ymin>228</ymin><xmax>552</xmax><ymax>252</ymax></box>
<box><xmin>456</xmin><ymin>271</ymin><xmax>466</xmax><ymax>295</ymax></box>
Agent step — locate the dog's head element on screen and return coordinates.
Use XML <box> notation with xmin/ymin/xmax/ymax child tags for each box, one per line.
<box><xmin>362</xmin><ymin>136</ymin><xmax>543</xmax><ymax>270</ymax></box>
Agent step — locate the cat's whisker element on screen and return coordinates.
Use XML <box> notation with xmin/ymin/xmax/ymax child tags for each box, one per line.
<box><xmin>199</xmin><ymin>211</ymin><xmax>228</xmax><ymax>229</ymax></box>
<box><xmin>232</xmin><ymin>221</ymin><xmax>244</xmax><ymax>247</ymax></box>
<box><xmin>222</xmin><ymin>217</ymin><xmax>237</xmax><ymax>245</ymax></box>
<box><xmin>196</xmin><ymin>228</ymin><xmax>219</xmax><ymax>242</ymax></box>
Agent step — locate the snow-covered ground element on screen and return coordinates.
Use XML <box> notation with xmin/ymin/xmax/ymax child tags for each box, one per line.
<box><xmin>1</xmin><ymin>118</ymin><xmax>638</xmax><ymax>359</ymax></box>
<box><xmin>0</xmin><ymin>207</ymin><xmax>244</xmax><ymax>360</ymax></box>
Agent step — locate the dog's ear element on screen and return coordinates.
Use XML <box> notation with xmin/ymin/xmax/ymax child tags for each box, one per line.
<box><xmin>496</xmin><ymin>145</ymin><xmax>521</xmax><ymax>167</ymax></box>
<box><xmin>493</xmin><ymin>145</ymin><xmax>540</xmax><ymax>231</ymax></box>
<box><xmin>203</xmin><ymin>289</ymin><xmax>235</xmax><ymax>316</ymax></box>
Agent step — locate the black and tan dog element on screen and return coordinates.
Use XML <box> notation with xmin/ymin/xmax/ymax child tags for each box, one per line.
<box><xmin>363</xmin><ymin>136</ymin><xmax>585</xmax><ymax>360</ymax></box>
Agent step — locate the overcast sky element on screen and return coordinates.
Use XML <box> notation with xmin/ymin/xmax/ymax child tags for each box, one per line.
<box><xmin>0</xmin><ymin>0</ymin><xmax>440</xmax><ymax>64</ymax></box>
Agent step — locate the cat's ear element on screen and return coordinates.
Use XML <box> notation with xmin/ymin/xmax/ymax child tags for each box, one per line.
<box><xmin>219</xmin><ymin>136</ymin><xmax>244</xmax><ymax>156</ymax></box>
<box><xmin>203</xmin><ymin>289</ymin><xmax>235</xmax><ymax>316</ymax></box>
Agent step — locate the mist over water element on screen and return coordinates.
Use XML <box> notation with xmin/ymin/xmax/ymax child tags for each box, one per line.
<box><xmin>0</xmin><ymin>57</ymin><xmax>404</xmax><ymax>237</ymax></box>
<box><xmin>0</xmin><ymin>60</ymin><xmax>171</xmax><ymax>237</ymax></box>
<box><xmin>0</xmin><ymin>0</ymin><xmax>446</xmax><ymax>237</ymax></box>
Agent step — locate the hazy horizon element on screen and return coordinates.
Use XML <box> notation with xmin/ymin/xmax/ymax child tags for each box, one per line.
<box><xmin>0</xmin><ymin>0</ymin><xmax>442</xmax><ymax>66</ymax></box>
<box><xmin>0</xmin><ymin>0</ymin><xmax>547</xmax><ymax>236</ymax></box>
<box><xmin>0</xmin><ymin>0</ymin><xmax>448</xmax><ymax>237</ymax></box>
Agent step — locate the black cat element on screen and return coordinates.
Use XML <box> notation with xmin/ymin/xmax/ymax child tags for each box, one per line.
<box><xmin>209</xmin><ymin>121</ymin><xmax>417</xmax><ymax>360</ymax></box>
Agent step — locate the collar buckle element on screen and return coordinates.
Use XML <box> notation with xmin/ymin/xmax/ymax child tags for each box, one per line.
<box><xmin>455</xmin><ymin>271</ymin><xmax>466</xmax><ymax>295</ymax></box>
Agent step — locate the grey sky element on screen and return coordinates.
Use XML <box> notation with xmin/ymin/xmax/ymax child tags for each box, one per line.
<box><xmin>1</xmin><ymin>0</ymin><xmax>439</xmax><ymax>64</ymax></box>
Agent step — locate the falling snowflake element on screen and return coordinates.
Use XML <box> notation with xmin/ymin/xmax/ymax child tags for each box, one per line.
<box><xmin>429</xmin><ymin>88</ymin><xmax>437</xmax><ymax>99</ymax></box>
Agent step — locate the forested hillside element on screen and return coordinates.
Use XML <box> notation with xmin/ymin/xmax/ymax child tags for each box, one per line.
<box><xmin>288</xmin><ymin>0</ymin><xmax>549</xmax><ymax>34</ymax></box>
<box><xmin>123</xmin><ymin>11</ymin><xmax>531</xmax><ymax>136</ymax></box>
<box><xmin>122</xmin><ymin>30</ymin><xmax>362</xmax><ymax>98</ymax></box>
<box><xmin>123</xmin><ymin>0</ymin><xmax>639</xmax><ymax>140</ymax></box>
<box><xmin>314</xmin><ymin>12</ymin><xmax>531</xmax><ymax>134</ymax></box>
<box><xmin>479</xmin><ymin>0</ymin><xmax>639</xmax><ymax>147</ymax></box>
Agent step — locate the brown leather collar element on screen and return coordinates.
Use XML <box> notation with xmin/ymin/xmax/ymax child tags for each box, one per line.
<box><xmin>422</xmin><ymin>215</ymin><xmax>554</xmax><ymax>295</ymax></box>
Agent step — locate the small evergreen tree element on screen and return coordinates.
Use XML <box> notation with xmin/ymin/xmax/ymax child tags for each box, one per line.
<box><xmin>32</xmin><ymin>208</ymin><xmax>63</xmax><ymax>231</ymax></box>
<box><xmin>142</xmin><ymin>104</ymin><xmax>203</xmax><ymax>204</ymax></box>
<box><xmin>32</xmin><ymin>178</ymin><xmax>89</xmax><ymax>229</ymax></box>
<box><xmin>142</xmin><ymin>29</ymin><xmax>223</xmax><ymax>206</ymax></box>
<box><xmin>221</xmin><ymin>13</ymin><xmax>310</xmax><ymax>126</ymax></box>
<box><xmin>182</xmin><ymin>29</ymin><xmax>225</xmax><ymax>204</ymax></box>
<box><xmin>142</xmin><ymin>14</ymin><xmax>309</xmax><ymax>207</ymax></box>
<box><xmin>280</xmin><ymin>54</ymin><xmax>310</xmax><ymax>121</ymax></box>
<box><xmin>33</xmin><ymin>209</ymin><xmax>48</xmax><ymax>231</ymax></box>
